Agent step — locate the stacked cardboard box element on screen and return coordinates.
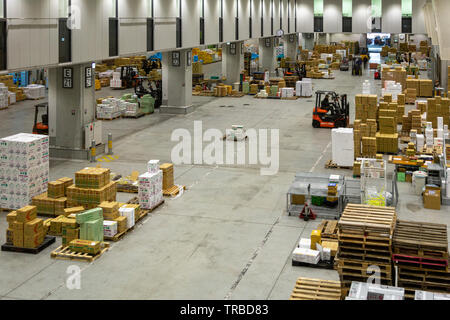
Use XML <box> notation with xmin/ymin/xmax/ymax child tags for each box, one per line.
<box><xmin>337</xmin><ymin>205</ymin><xmax>397</xmax><ymax>296</ymax></box>
<box><xmin>355</xmin><ymin>94</ymin><xmax>378</xmax><ymax>122</ymax></box>
<box><xmin>160</xmin><ymin>163</ymin><xmax>174</xmax><ymax>191</ymax></box>
<box><xmin>410</xmin><ymin>110</ymin><xmax>423</xmax><ymax>134</ymax></box>
<box><xmin>417</xmin><ymin>102</ymin><xmax>427</xmax><ymax>114</ymax></box>
<box><xmin>0</xmin><ymin>133</ymin><xmax>49</xmax><ymax>210</ymax></box>
<box><xmin>405</xmin><ymin>88</ymin><xmax>417</xmax><ymax>104</ymax></box>
<box><xmin>419</xmin><ymin>80</ymin><xmax>433</xmax><ymax>98</ymax></box>
<box><xmin>376</xmin><ymin>133</ymin><xmax>399</xmax><ymax>154</ymax></box>
<box><xmin>382</xmin><ymin>67</ymin><xmax>407</xmax><ymax>91</ymax></box>
<box><xmin>407</xmin><ymin>79</ymin><xmax>420</xmax><ymax>94</ymax></box>
<box><xmin>66</xmin><ymin>168</ymin><xmax>116</xmax><ymax>209</ymax></box>
<box><xmin>76</xmin><ymin>208</ymin><xmax>104</xmax><ymax>242</ymax></box>
<box><xmin>7</xmin><ymin>206</ymin><xmax>45</xmax><ymax>249</ymax></box>
<box><xmin>379</xmin><ymin>116</ymin><xmax>397</xmax><ymax>134</ymax></box>
<box><xmin>427</xmin><ymin>97</ymin><xmax>450</xmax><ymax>128</ymax></box>
<box><xmin>61</xmin><ymin>216</ymin><xmax>79</xmax><ymax>246</ymax></box>
<box><xmin>138</xmin><ymin>170</ymin><xmax>163</xmax><ymax>210</ymax></box>
<box><xmin>362</xmin><ymin>137</ymin><xmax>377</xmax><ymax>158</ymax></box>
<box><xmin>448</xmin><ymin>66</ymin><xmax>450</xmax><ymax>93</ymax></box>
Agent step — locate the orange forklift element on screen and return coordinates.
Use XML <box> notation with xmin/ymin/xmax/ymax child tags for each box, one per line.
<box><xmin>312</xmin><ymin>91</ymin><xmax>349</xmax><ymax>129</ymax></box>
<box><xmin>32</xmin><ymin>103</ymin><xmax>49</xmax><ymax>135</ymax></box>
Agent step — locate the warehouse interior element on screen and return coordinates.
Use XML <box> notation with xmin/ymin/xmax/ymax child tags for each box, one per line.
<box><xmin>1</xmin><ymin>0</ymin><xmax>450</xmax><ymax>302</ymax></box>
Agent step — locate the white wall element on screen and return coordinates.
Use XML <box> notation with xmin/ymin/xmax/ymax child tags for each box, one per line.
<box><xmin>154</xmin><ymin>0</ymin><xmax>178</xmax><ymax>50</ymax></box>
<box><xmin>382</xmin><ymin>0</ymin><xmax>401</xmax><ymax>33</ymax></box>
<box><xmin>433</xmin><ymin>0</ymin><xmax>450</xmax><ymax>60</ymax></box>
<box><xmin>205</xmin><ymin>0</ymin><xmax>220</xmax><ymax>44</ymax></box>
<box><xmin>289</xmin><ymin>0</ymin><xmax>296</xmax><ymax>33</ymax></box>
<box><xmin>273</xmin><ymin>0</ymin><xmax>280</xmax><ymax>32</ymax></box>
<box><xmin>182</xmin><ymin>0</ymin><xmax>200</xmax><ymax>48</ymax></box>
<box><xmin>252</xmin><ymin>0</ymin><xmax>262</xmax><ymax>37</ymax></box>
<box><xmin>324</xmin><ymin>0</ymin><xmax>342</xmax><ymax>33</ymax></box>
<box><xmin>239</xmin><ymin>0</ymin><xmax>251</xmax><ymax>40</ymax></box>
<box><xmin>7</xmin><ymin>0</ymin><xmax>59</xmax><ymax>70</ymax></box>
<box><xmin>353</xmin><ymin>0</ymin><xmax>371</xmax><ymax>33</ymax></box>
<box><xmin>223</xmin><ymin>0</ymin><xmax>237</xmax><ymax>42</ymax></box>
<box><xmin>263</xmin><ymin>0</ymin><xmax>272</xmax><ymax>37</ymax></box>
<box><xmin>118</xmin><ymin>0</ymin><xmax>148</xmax><ymax>56</ymax></box>
<box><xmin>298</xmin><ymin>0</ymin><xmax>313</xmax><ymax>33</ymax></box>
<box><xmin>281</xmin><ymin>0</ymin><xmax>289</xmax><ymax>32</ymax></box>
<box><xmin>412</xmin><ymin>0</ymin><xmax>426</xmax><ymax>34</ymax></box>
<box><xmin>73</xmin><ymin>0</ymin><xmax>112</xmax><ymax>63</ymax></box>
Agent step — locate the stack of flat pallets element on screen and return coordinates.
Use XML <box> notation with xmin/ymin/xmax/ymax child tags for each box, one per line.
<box><xmin>337</xmin><ymin>204</ymin><xmax>397</xmax><ymax>295</ymax></box>
<box><xmin>290</xmin><ymin>277</ymin><xmax>342</xmax><ymax>300</ymax></box>
<box><xmin>393</xmin><ymin>220</ymin><xmax>450</xmax><ymax>299</ymax></box>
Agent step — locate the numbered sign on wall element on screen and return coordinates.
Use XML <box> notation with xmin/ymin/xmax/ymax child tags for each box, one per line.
<box><xmin>63</xmin><ymin>67</ymin><xmax>73</xmax><ymax>89</ymax></box>
<box><xmin>85</xmin><ymin>67</ymin><xmax>93</xmax><ymax>88</ymax></box>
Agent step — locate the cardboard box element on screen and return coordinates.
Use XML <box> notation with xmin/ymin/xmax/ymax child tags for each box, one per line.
<box><xmin>49</xmin><ymin>215</ymin><xmax>65</xmax><ymax>234</ymax></box>
<box><xmin>322</xmin><ymin>240</ymin><xmax>338</xmax><ymax>257</ymax></box>
<box><xmin>424</xmin><ymin>189</ymin><xmax>441</xmax><ymax>210</ymax></box>
<box><xmin>60</xmin><ymin>217</ymin><xmax>78</xmax><ymax>229</ymax></box>
<box><xmin>76</xmin><ymin>208</ymin><xmax>103</xmax><ymax>224</ymax></box>
<box><xmin>80</xmin><ymin>219</ymin><xmax>104</xmax><ymax>242</ymax></box>
<box><xmin>16</xmin><ymin>206</ymin><xmax>37</xmax><ymax>223</ymax></box>
<box><xmin>114</xmin><ymin>216</ymin><xmax>127</xmax><ymax>233</ymax></box>
<box><xmin>57</xmin><ymin>177</ymin><xmax>74</xmax><ymax>196</ymax></box>
<box><xmin>103</xmin><ymin>220</ymin><xmax>118</xmax><ymax>237</ymax></box>
<box><xmin>48</xmin><ymin>181</ymin><xmax>65</xmax><ymax>199</ymax></box>
<box><xmin>6</xmin><ymin>211</ymin><xmax>17</xmax><ymax>224</ymax></box>
<box><xmin>6</xmin><ymin>228</ymin><xmax>14</xmax><ymax>244</ymax></box>
<box><xmin>24</xmin><ymin>218</ymin><xmax>44</xmax><ymax>235</ymax></box>
<box><xmin>24</xmin><ymin>231</ymin><xmax>44</xmax><ymax>249</ymax></box>
<box><xmin>291</xmin><ymin>194</ymin><xmax>305</xmax><ymax>205</ymax></box>
<box><xmin>69</xmin><ymin>239</ymin><xmax>101</xmax><ymax>255</ymax></box>
<box><xmin>63</xmin><ymin>207</ymin><xmax>85</xmax><ymax>216</ymax></box>
<box><xmin>12</xmin><ymin>221</ymin><xmax>24</xmax><ymax>247</ymax></box>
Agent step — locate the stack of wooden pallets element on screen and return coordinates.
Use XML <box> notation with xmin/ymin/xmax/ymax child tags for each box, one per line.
<box><xmin>337</xmin><ymin>204</ymin><xmax>397</xmax><ymax>295</ymax></box>
<box><xmin>290</xmin><ymin>277</ymin><xmax>342</xmax><ymax>300</ymax></box>
<box><xmin>393</xmin><ymin>220</ymin><xmax>450</xmax><ymax>299</ymax></box>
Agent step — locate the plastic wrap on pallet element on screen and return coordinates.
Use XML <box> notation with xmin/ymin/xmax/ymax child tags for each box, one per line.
<box><xmin>0</xmin><ymin>133</ymin><xmax>49</xmax><ymax>209</ymax></box>
<box><xmin>332</xmin><ymin>128</ymin><xmax>354</xmax><ymax>167</ymax></box>
<box><xmin>138</xmin><ymin>170</ymin><xmax>163</xmax><ymax>210</ymax></box>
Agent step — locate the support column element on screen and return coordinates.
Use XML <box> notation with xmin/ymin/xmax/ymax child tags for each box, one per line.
<box><xmin>284</xmin><ymin>34</ymin><xmax>298</xmax><ymax>61</ymax></box>
<box><xmin>302</xmin><ymin>33</ymin><xmax>314</xmax><ymax>51</ymax></box>
<box><xmin>160</xmin><ymin>49</ymin><xmax>193</xmax><ymax>114</ymax></box>
<box><xmin>48</xmin><ymin>63</ymin><xmax>103</xmax><ymax>160</ymax></box>
<box><xmin>221</xmin><ymin>42</ymin><xmax>244</xmax><ymax>85</ymax></box>
<box><xmin>259</xmin><ymin>37</ymin><xmax>277</xmax><ymax>73</ymax></box>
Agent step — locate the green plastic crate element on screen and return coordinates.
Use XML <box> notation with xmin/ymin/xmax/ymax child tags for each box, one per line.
<box><xmin>311</xmin><ymin>196</ymin><xmax>325</xmax><ymax>206</ymax></box>
<box><xmin>397</xmin><ymin>172</ymin><xmax>406</xmax><ymax>182</ymax></box>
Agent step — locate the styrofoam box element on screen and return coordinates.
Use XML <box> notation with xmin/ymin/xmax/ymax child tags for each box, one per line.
<box><xmin>348</xmin><ymin>282</ymin><xmax>404</xmax><ymax>300</ymax></box>
<box><xmin>292</xmin><ymin>248</ymin><xmax>320</xmax><ymax>264</ymax></box>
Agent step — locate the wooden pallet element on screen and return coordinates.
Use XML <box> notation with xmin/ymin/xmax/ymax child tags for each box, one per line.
<box><xmin>97</xmin><ymin>116</ymin><xmax>121</xmax><ymax>121</ymax></box>
<box><xmin>122</xmin><ymin>113</ymin><xmax>145</xmax><ymax>119</ymax></box>
<box><xmin>163</xmin><ymin>185</ymin><xmax>186</xmax><ymax>197</ymax></box>
<box><xmin>340</xmin><ymin>275</ymin><xmax>392</xmax><ymax>289</ymax></box>
<box><xmin>1</xmin><ymin>236</ymin><xmax>56</xmax><ymax>254</ymax></box>
<box><xmin>292</xmin><ymin>259</ymin><xmax>335</xmax><ymax>270</ymax></box>
<box><xmin>339</xmin><ymin>232</ymin><xmax>392</xmax><ymax>246</ymax></box>
<box><xmin>290</xmin><ymin>277</ymin><xmax>342</xmax><ymax>300</ymax></box>
<box><xmin>337</xmin><ymin>250</ymin><xmax>392</xmax><ymax>264</ymax></box>
<box><xmin>397</xmin><ymin>280</ymin><xmax>450</xmax><ymax>295</ymax></box>
<box><xmin>318</xmin><ymin>220</ymin><xmax>339</xmax><ymax>240</ymax></box>
<box><xmin>393</xmin><ymin>254</ymin><xmax>448</xmax><ymax>271</ymax></box>
<box><xmin>51</xmin><ymin>242</ymin><xmax>110</xmax><ymax>262</ymax></box>
<box><xmin>104</xmin><ymin>204</ymin><xmax>155</xmax><ymax>242</ymax></box>
<box><xmin>117</xmin><ymin>184</ymin><xmax>138</xmax><ymax>194</ymax></box>
<box><xmin>393</xmin><ymin>220</ymin><xmax>448</xmax><ymax>260</ymax></box>
<box><xmin>325</xmin><ymin>160</ymin><xmax>353</xmax><ymax>170</ymax></box>
<box><xmin>338</xmin><ymin>204</ymin><xmax>397</xmax><ymax>237</ymax></box>
<box><xmin>338</xmin><ymin>259</ymin><xmax>391</xmax><ymax>278</ymax></box>
<box><xmin>397</xmin><ymin>268</ymin><xmax>450</xmax><ymax>287</ymax></box>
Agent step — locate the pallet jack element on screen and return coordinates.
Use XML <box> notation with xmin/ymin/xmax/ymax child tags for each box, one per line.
<box><xmin>299</xmin><ymin>203</ymin><xmax>317</xmax><ymax>221</ymax></box>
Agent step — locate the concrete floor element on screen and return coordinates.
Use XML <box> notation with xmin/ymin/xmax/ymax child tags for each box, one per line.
<box><xmin>1</xmin><ymin>66</ymin><xmax>449</xmax><ymax>300</ymax></box>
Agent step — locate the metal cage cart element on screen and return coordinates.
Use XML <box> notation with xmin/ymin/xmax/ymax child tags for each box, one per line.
<box><xmin>359</xmin><ymin>159</ymin><xmax>399</xmax><ymax>207</ymax></box>
<box><xmin>287</xmin><ymin>173</ymin><xmax>345</xmax><ymax>220</ymax></box>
